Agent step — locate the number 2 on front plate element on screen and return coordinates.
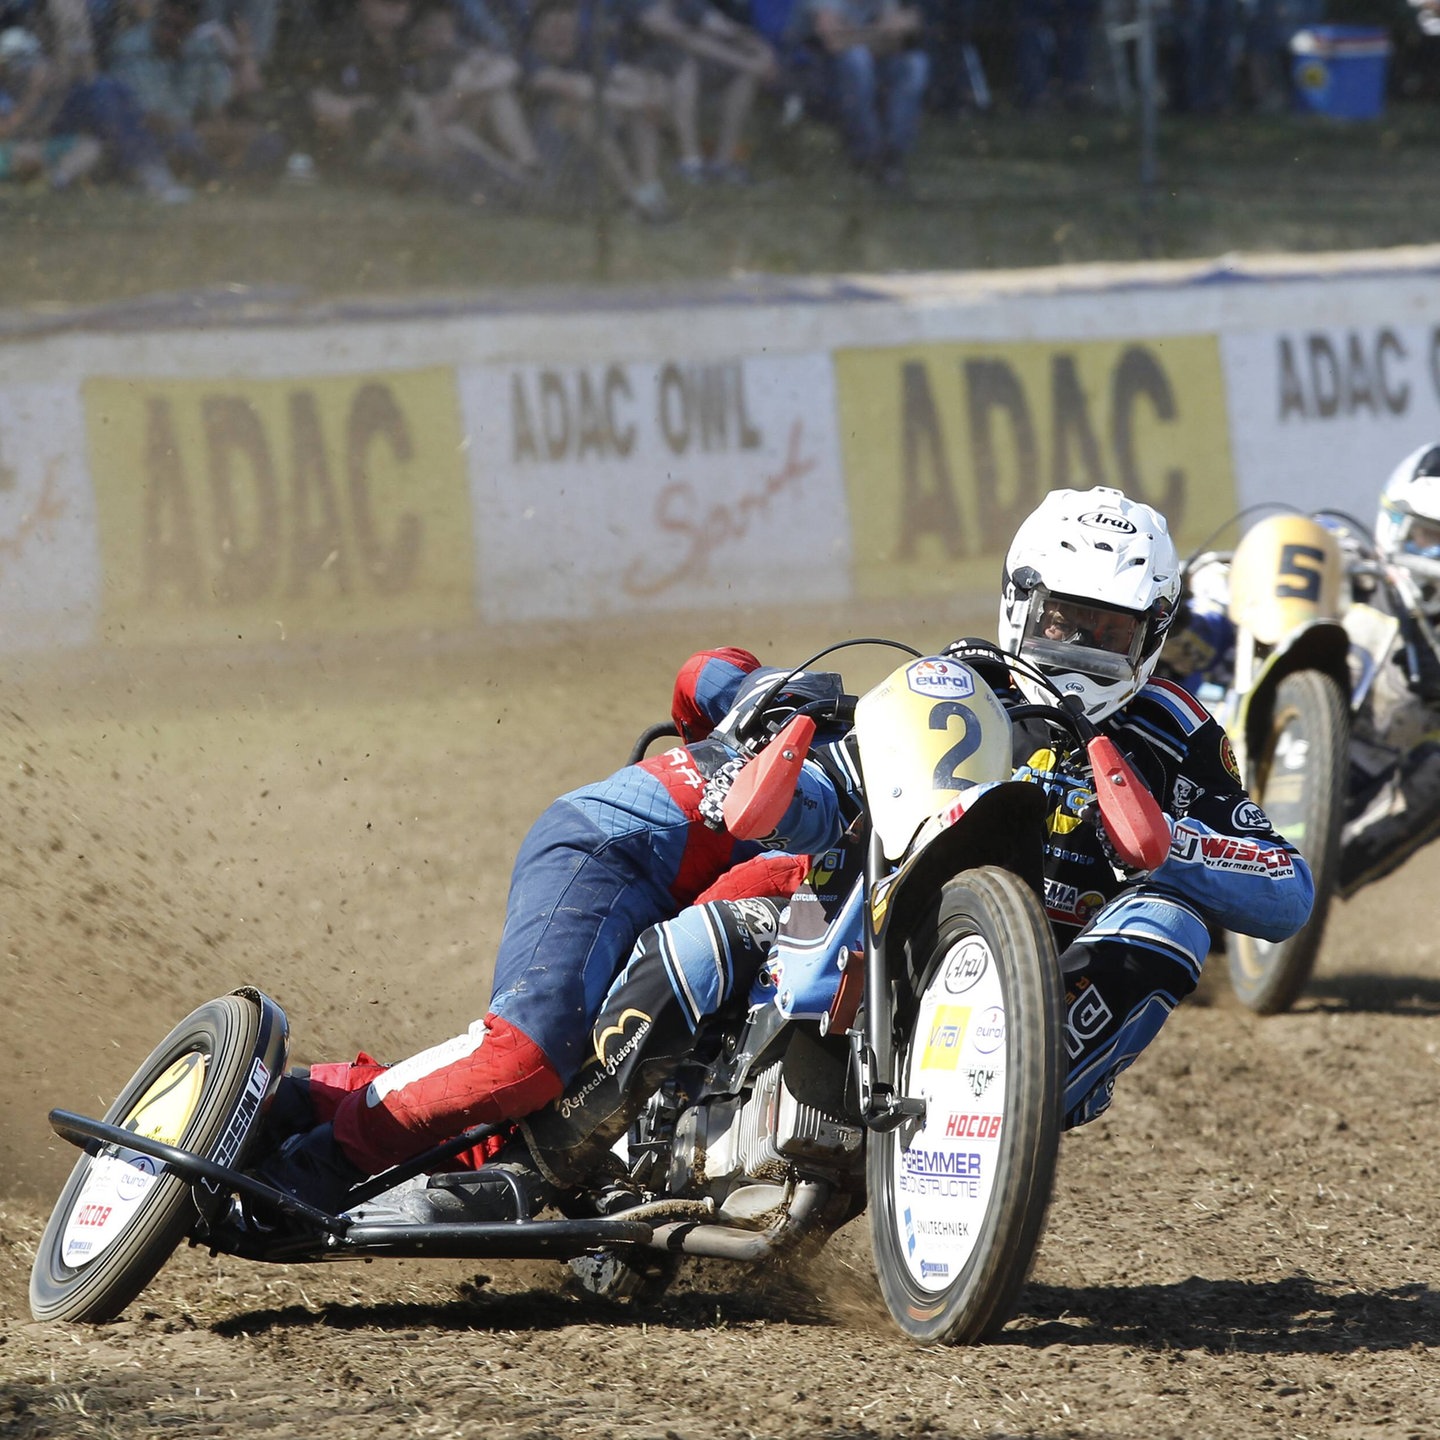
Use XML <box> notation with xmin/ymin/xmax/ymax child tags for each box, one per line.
<box><xmin>930</xmin><ymin>701</ymin><xmax>980</xmax><ymax>789</ymax></box>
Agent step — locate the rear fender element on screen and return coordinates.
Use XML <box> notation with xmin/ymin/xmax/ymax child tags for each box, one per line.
<box><xmin>232</xmin><ymin>987</ymin><xmax>291</xmax><ymax>1109</ymax></box>
<box><xmin>217</xmin><ymin>987</ymin><xmax>291</xmax><ymax>1183</ymax></box>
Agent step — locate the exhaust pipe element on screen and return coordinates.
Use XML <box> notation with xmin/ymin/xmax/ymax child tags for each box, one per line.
<box><xmin>643</xmin><ymin>1180</ymin><xmax>830</xmax><ymax>1262</ymax></box>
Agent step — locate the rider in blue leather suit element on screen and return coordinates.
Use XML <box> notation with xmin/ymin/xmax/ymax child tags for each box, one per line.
<box><xmin>512</xmin><ymin>487</ymin><xmax>1314</xmax><ymax>1195</ymax></box>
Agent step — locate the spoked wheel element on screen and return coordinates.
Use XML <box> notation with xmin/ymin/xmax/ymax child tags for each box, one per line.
<box><xmin>867</xmin><ymin>867</ymin><xmax>1063</xmax><ymax>1345</ymax></box>
<box><xmin>30</xmin><ymin>992</ymin><xmax>279</xmax><ymax>1323</ymax></box>
<box><xmin>1228</xmin><ymin>669</ymin><xmax>1349</xmax><ymax>1015</ymax></box>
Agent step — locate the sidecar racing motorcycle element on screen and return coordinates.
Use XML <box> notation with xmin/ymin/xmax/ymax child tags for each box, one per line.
<box><xmin>1166</xmin><ymin>512</ymin><xmax>1352</xmax><ymax>1014</ymax></box>
<box><xmin>1163</xmin><ymin>505</ymin><xmax>1440</xmax><ymax>1014</ymax></box>
<box><xmin>31</xmin><ymin>639</ymin><xmax>1168</xmax><ymax>1346</ymax></box>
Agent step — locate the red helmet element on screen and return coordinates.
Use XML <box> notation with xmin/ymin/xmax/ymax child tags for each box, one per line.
<box><xmin>671</xmin><ymin>647</ymin><xmax>762</xmax><ymax>742</ymax></box>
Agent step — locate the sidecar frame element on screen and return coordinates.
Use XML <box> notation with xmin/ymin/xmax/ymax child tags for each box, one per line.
<box><xmin>48</xmin><ymin>1107</ymin><xmax>663</xmax><ymax>1262</ymax></box>
<box><xmin>46</xmin><ymin>1106</ymin><xmax>840</xmax><ymax>1269</ymax></box>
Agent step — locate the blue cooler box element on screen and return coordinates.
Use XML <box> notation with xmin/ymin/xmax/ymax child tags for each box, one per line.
<box><xmin>1290</xmin><ymin>25</ymin><xmax>1392</xmax><ymax>120</ymax></box>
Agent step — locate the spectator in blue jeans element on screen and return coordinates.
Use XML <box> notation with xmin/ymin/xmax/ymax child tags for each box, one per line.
<box><xmin>1015</xmin><ymin>0</ymin><xmax>1097</xmax><ymax>110</ymax></box>
<box><xmin>0</xmin><ymin>21</ymin><xmax>191</xmax><ymax>197</ymax></box>
<box><xmin>801</xmin><ymin>0</ymin><xmax>928</xmax><ymax>188</ymax></box>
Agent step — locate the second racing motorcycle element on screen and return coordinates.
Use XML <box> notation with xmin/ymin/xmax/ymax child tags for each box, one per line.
<box><xmin>1170</xmin><ymin>511</ymin><xmax>1353</xmax><ymax>1013</ymax></box>
<box><xmin>1166</xmin><ymin>505</ymin><xmax>1440</xmax><ymax>1013</ymax></box>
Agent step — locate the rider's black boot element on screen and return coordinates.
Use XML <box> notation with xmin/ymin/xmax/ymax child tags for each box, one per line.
<box><xmin>255</xmin><ymin>1122</ymin><xmax>368</xmax><ymax>1215</ymax></box>
<box><xmin>246</xmin><ymin>1067</ymin><xmax>315</xmax><ymax>1168</ymax></box>
<box><xmin>517</xmin><ymin>904</ymin><xmax>772</xmax><ymax>1187</ymax></box>
<box><xmin>266</xmin><ymin>1067</ymin><xmax>316</xmax><ymax>1140</ymax></box>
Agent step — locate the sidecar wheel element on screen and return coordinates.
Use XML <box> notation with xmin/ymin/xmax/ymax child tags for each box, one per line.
<box><xmin>1228</xmin><ymin>669</ymin><xmax>1348</xmax><ymax>1015</ymax></box>
<box><xmin>30</xmin><ymin>994</ymin><xmax>268</xmax><ymax>1323</ymax></box>
<box><xmin>867</xmin><ymin>867</ymin><xmax>1063</xmax><ymax>1345</ymax></box>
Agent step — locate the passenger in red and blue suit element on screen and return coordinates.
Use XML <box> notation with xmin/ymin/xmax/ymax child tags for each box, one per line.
<box><xmin>257</xmin><ymin>647</ymin><xmax>851</xmax><ymax>1207</ymax></box>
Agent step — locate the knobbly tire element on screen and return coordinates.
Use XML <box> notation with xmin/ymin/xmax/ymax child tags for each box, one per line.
<box><xmin>30</xmin><ymin>993</ymin><xmax>268</xmax><ymax>1323</ymax></box>
<box><xmin>1228</xmin><ymin>669</ymin><xmax>1349</xmax><ymax>1015</ymax></box>
<box><xmin>867</xmin><ymin>867</ymin><xmax>1064</xmax><ymax>1345</ymax></box>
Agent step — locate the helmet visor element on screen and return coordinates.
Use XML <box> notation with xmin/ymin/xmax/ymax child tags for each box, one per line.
<box><xmin>1019</xmin><ymin>589</ymin><xmax>1145</xmax><ymax>683</ymax></box>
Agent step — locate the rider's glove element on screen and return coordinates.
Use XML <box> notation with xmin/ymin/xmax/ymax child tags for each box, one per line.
<box><xmin>1082</xmin><ymin>799</ymin><xmax>1171</xmax><ymax>882</ymax></box>
<box><xmin>699</xmin><ymin>756</ymin><xmax>747</xmax><ymax>830</ymax></box>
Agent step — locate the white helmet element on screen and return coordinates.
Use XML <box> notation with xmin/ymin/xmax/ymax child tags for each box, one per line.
<box><xmin>998</xmin><ymin>486</ymin><xmax>1181</xmax><ymax>720</ymax></box>
<box><xmin>1375</xmin><ymin>442</ymin><xmax>1440</xmax><ymax>589</ymax></box>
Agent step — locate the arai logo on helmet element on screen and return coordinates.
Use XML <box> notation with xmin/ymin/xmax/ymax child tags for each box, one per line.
<box><xmin>906</xmin><ymin>659</ymin><xmax>975</xmax><ymax>699</ymax></box>
<box><xmin>1079</xmin><ymin>510</ymin><xmax>1137</xmax><ymax>534</ymax></box>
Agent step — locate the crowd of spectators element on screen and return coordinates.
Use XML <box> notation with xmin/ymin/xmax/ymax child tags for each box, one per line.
<box><xmin>0</xmin><ymin>0</ymin><xmax>1434</xmax><ymax>215</ymax></box>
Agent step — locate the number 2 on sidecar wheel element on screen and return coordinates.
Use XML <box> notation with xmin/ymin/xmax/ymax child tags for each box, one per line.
<box><xmin>29</xmin><ymin>993</ymin><xmax>268</xmax><ymax>1324</ymax></box>
<box><xmin>1228</xmin><ymin>669</ymin><xmax>1348</xmax><ymax>1015</ymax></box>
<box><xmin>867</xmin><ymin>867</ymin><xmax>1064</xmax><ymax>1345</ymax></box>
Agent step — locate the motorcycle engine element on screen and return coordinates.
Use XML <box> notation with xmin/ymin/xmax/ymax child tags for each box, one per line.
<box><xmin>660</xmin><ymin>1031</ymin><xmax>863</xmax><ymax>1201</ymax></box>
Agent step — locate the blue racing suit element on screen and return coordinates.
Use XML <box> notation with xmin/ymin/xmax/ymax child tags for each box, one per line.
<box><xmin>517</xmin><ymin>691</ymin><xmax>867</xmax><ymax>1182</ymax></box>
<box><xmin>1020</xmin><ymin>677</ymin><xmax>1314</xmax><ymax>1126</ymax></box>
<box><xmin>311</xmin><ymin>648</ymin><xmax>848</xmax><ymax>1177</ymax></box>
<box><xmin>486</xmin><ymin>718</ymin><xmax>844</xmax><ymax>1076</ymax></box>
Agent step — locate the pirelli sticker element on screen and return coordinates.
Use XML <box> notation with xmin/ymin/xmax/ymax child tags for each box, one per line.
<box><xmin>85</xmin><ymin>368</ymin><xmax>473</xmax><ymax>644</ymax></box>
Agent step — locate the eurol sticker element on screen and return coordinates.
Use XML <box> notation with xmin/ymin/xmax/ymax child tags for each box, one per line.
<box><xmin>906</xmin><ymin>659</ymin><xmax>975</xmax><ymax>699</ymax></box>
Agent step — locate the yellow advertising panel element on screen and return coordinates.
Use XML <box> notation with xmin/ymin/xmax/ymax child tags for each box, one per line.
<box><xmin>85</xmin><ymin>368</ymin><xmax>472</xmax><ymax>644</ymax></box>
<box><xmin>834</xmin><ymin>336</ymin><xmax>1237</xmax><ymax>600</ymax></box>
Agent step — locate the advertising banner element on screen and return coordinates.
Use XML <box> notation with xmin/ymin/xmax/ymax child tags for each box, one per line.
<box><xmin>0</xmin><ymin>382</ymin><xmax>101</xmax><ymax>651</ymax></box>
<box><xmin>0</xmin><ymin>250</ymin><xmax>1433</xmax><ymax>655</ymax></box>
<box><xmin>85</xmin><ymin>367</ymin><xmax>473</xmax><ymax>645</ymax></box>
<box><xmin>833</xmin><ymin>335</ymin><xmax>1239</xmax><ymax>599</ymax></box>
<box><xmin>460</xmin><ymin>353</ymin><xmax>849</xmax><ymax>623</ymax></box>
<box><xmin>1223</xmin><ymin>321</ymin><xmax>1440</xmax><ymax>522</ymax></box>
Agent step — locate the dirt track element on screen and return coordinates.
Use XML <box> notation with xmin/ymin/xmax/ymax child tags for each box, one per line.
<box><xmin>3</xmin><ymin>615</ymin><xmax>1440</xmax><ymax>1440</ymax></box>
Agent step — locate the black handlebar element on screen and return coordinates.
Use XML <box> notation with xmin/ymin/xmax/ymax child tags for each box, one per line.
<box><xmin>627</xmin><ymin>722</ymin><xmax>681</xmax><ymax>765</ymax></box>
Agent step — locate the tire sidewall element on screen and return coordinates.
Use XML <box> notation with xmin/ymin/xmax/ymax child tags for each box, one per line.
<box><xmin>867</xmin><ymin>868</ymin><xmax>1062</xmax><ymax>1345</ymax></box>
<box><xmin>1229</xmin><ymin>669</ymin><xmax>1348</xmax><ymax>1013</ymax></box>
<box><xmin>30</xmin><ymin>993</ymin><xmax>266</xmax><ymax>1323</ymax></box>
